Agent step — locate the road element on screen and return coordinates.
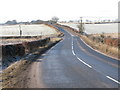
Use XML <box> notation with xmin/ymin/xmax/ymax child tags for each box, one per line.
<box><xmin>31</xmin><ymin>26</ymin><xmax>119</xmax><ymax>88</ymax></box>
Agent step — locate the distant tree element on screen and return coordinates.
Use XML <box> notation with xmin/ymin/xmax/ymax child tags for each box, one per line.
<box><xmin>35</xmin><ymin>20</ymin><xmax>44</xmax><ymax>24</ymax></box>
<box><xmin>12</xmin><ymin>20</ymin><xmax>17</xmax><ymax>24</ymax></box>
<box><xmin>85</xmin><ymin>19</ymin><xmax>88</xmax><ymax>22</ymax></box>
<box><xmin>5</xmin><ymin>20</ymin><xmax>17</xmax><ymax>25</ymax></box>
<box><xmin>68</xmin><ymin>20</ymin><xmax>74</xmax><ymax>23</ymax></box>
<box><xmin>51</xmin><ymin>16</ymin><xmax>59</xmax><ymax>23</ymax></box>
<box><xmin>5</xmin><ymin>20</ymin><xmax>11</xmax><ymax>24</ymax></box>
<box><xmin>30</xmin><ymin>20</ymin><xmax>44</xmax><ymax>24</ymax></box>
<box><xmin>107</xmin><ymin>19</ymin><xmax>111</xmax><ymax>23</ymax></box>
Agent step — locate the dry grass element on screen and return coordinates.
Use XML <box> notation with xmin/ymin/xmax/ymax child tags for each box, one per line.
<box><xmin>1</xmin><ymin>33</ymin><xmax>63</xmax><ymax>45</ymax></box>
<box><xmin>1</xmin><ymin>60</ymin><xmax>32</xmax><ymax>88</ymax></box>
<box><xmin>50</xmin><ymin>38</ymin><xmax>62</xmax><ymax>42</ymax></box>
<box><xmin>91</xmin><ymin>33</ymin><xmax>119</xmax><ymax>38</ymax></box>
<box><xmin>1</xmin><ymin>37</ymin><xmax>62</xmax><ymax>88</ymax></box>
<box><xmin>81</xmin><ymin>35</ymin><xmax>119</xmax><ymax>59</ymax></box>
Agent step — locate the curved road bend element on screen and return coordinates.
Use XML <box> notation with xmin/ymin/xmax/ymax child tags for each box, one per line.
<box><xmin>34</xmin><ymin>26</ymin><xmax>119</xmax><ymax>88</ymax></box>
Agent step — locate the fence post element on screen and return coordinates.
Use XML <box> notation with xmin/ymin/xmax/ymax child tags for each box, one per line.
<box><xmin>19</xmin><ymin>25</ymin><xmax>22</xmax><ymax>37</ymax></box>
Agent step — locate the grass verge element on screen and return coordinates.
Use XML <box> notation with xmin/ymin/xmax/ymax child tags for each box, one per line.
<box><xmin>80</xmin><ymin>35</ymin><xmax>119</xmax><ymax>60</ymax></box>
<box><xmin>1</xmin><ymin>37</ymin><xmax>62</xmax><ymax>88</ymax></box>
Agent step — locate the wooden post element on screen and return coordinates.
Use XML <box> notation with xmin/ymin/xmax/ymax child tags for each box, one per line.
<box><xmin>19</xmin><ymin>25</ymin><xmax>22</xmax><ymax>37</ymax></box>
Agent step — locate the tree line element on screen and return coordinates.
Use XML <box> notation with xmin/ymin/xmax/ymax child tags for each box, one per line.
<box><xmin>3</xmin><ymin>16</ymin><xmax>59</xmax><ymax>25</ymax></box>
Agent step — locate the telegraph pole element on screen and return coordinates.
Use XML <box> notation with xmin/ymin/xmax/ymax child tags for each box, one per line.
<box><xmin>80</xmin><ymin>17</ymin><xmax>82</xmax><ymax>30</ymax></box>
<box><xmin>80</xmin><ymin>17</ymin><xmax>83</xmax><ymax>33</ymax></box>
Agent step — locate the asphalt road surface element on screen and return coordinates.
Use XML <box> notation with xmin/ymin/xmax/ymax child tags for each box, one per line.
<box><xmin>35</xmin><ymin>26</ymin><xmax>119</xmax><ymax>88</ymax></box>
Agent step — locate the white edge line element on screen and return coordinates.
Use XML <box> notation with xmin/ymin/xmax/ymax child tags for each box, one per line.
<box><xmin>80</xmin><ymin>38</ymin><xmax>118</xmax><ymax>60</ymax></box>
<box><xmin>80</xmin><ymin>38</ymin><xmax>93</xmax><ymax>49</ymax></box>
<box><xmin>106</xmin><ymin>76</ymin><xmax>120</xmax><ymax>85</ymax></box>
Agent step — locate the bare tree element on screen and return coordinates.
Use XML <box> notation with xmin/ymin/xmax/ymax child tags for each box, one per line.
<box><xmin>51</xmin><ymin>16</ymin><xmax>59</xmax><ymax>23</ymax></box>
<box><xmin>5</xmin><ymin>20</ymin><xmax>17</xmax><ymax>25</ymax></box>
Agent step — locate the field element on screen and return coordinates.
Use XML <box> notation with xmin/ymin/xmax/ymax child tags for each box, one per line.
<box><xmin>59</xmin><ymin>23</ymin><xmax>118</xmax><ymax>35</ymax></box>
<box><xmin>0</xmin><ymin>24</ymin><xmax>58</xmax><ymax>37</ymax></box>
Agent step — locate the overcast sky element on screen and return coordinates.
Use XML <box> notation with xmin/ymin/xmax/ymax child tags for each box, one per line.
<box><xmin>0</xmin><ymin>0</ymin><xmax>119</xmax><ymax>23</ymax></box>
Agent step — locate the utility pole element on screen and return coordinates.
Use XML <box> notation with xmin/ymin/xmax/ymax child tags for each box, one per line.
<box><xmin>77</xmin><ymin>17</ymin><xmax>84</xmax><ymax>34</ymax></box>
<box><xmin>80</xmin><ymin>17</ymin><xmax>82</xmax><ymax>31</ymax></box>
<box><xmin>80</xmin><ymin>17</ymin><xmax>83</xmax><ymax>33</ymax></box>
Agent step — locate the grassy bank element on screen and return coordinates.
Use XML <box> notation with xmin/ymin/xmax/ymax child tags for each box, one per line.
<box><xmin>1</xmin><ymin>37</ymin><xmax>62</xmax><ymax>88</ymax></box>
<box><xmin>57</xmin><ymin>24</ymin><xmax>119</xmax><ymax>60</ymax></box>
<box><xmin>80</xmin><ymin>35</ymin><xmax>118</xmax><ymax>59</ymax></box>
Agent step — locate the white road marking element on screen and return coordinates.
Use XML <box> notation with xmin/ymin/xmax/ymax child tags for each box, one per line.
<box><xmin>72</xmin><ymin>50</ymin><xmax>76</xmax><ymax>56</ymax></box>
<box><xmin>72</xmin><ymin>46</ymin><xmax>73</xmax><ymax>50</ymax></box>
<box><xmin>68</xmin><ymin>30</ymin><xmax>92</xmax><ymax>68</ymax></box>
<box><xmin>80</xmin><ymin>38</ymin><xmax>93</xmax><ymax>49</ymax></box>
<box><xmin>77</xmin><ymin>56</ymin><xmax>92</xmax><ymax>68</ymax></box>
<box><xmin>64</xmin><ymin>27</ymin><xmax>119</xmax><ymax>85</ymax></box>
<box><xmin>71</xmin><ymin>44</ymin><xmax>92</xmax><ymax>68</ymax></box>
<box><xmin>80</xmin><ymin>38</ymin><xmax>118</xmax><ymax>60</ymax></box>
<box><xmin>106</xmin><ymin>76</ymin><xmax>120</xmax><ymax>84</ymax></box>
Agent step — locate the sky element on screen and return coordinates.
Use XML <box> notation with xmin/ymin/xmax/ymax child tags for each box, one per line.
<box><xmin>0</xmin><ymin>0</ymin><xmax>119</xmax><ymax>23</ymax></box>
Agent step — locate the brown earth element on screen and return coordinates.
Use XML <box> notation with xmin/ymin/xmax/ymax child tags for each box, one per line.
<box><xmin>1</xmin><ymin>37</ymin><xmax>62</xmax><ymax>88</ymax></box>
